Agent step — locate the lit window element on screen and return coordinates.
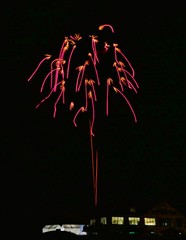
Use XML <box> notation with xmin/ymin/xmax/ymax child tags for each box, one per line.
<box><xmin>90</xmin><ymin>219</ymin><xmax>96</xmax><ymax>226</ymax></box>
<box><xmin>112</xmin><ymin>216</ymin><xmax>124</xmax><ymax>225</ymax></box>
<box><xmin>100</xmin><ymin>217</ymin><xmax>107</xmax><ymax>225</ymax></box>
<box><xmin>144</xmin><ymin>218</ymin><xmax>156</xmax><ymax>226</ymax></box>
<box><xmin>128</xmin><ymin>217</ymin><xmax>140</xmax><ymax>225</ymax></box>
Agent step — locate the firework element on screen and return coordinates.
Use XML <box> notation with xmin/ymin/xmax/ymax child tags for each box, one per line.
<box><xmin>27</xmin><ymin>24</ymin><xmax>139</xmax><ymax>207</ymax></box>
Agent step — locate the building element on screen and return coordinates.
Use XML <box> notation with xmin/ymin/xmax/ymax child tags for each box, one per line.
<box><xmin>42</xmin><ymin>224</ymin><xmax>87</xmax><ymax>235</ymax></box>
<box><xmin>85</xmin><ymin>201</ymin><xmax>186</xmax><ymax>238</ymax></box>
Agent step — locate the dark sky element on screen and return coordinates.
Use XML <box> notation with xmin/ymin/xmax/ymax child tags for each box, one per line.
<box><xmin>3</xmin><ymin>0</ymin><xmax>186</xmax><ymax>234</ymax></box>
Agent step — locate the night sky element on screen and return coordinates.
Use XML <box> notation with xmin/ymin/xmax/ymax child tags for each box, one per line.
<box><xmin>3</xmin><ymin>0</ymin><xmax>186</xmax><ymax>235</ymax></box>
